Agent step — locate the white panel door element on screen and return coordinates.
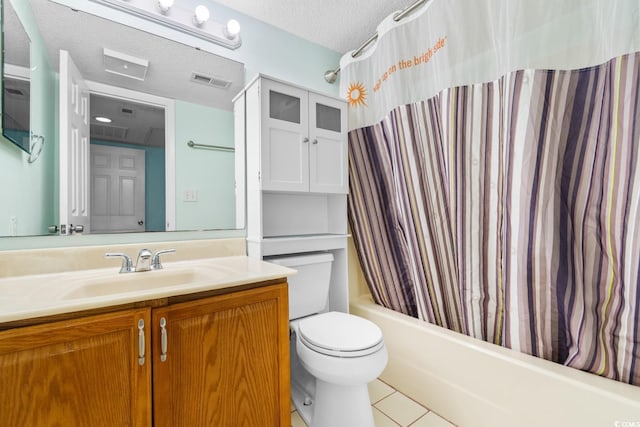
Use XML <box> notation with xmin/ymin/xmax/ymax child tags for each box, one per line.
<box><xmin>308</xmin><ymin>93</ymin><xmax>348</xmax><ymax>194</ymax></box>
<box><xmin>260</xmin><ymin>78</ymin><xmax>309</xmax><ymax>192</ymax></box>
<box><xmin>90</xmin><ymin>145</ymin><xmax>145</xmax><ymax>233</ymax></box>
<box><xmin>59</xmin><ymin>50</ymin><xmax>90</xmax><ymax>234</ymax></box>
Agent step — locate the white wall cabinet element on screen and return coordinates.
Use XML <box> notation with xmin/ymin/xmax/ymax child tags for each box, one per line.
<box><xmin>235</xmin><ymin>75</ymin><xmax>349</xmax><ymax>313</ymax></box>
<box><xmin>259</xmin><ymin>78</ymin><xmax>348</xmax><ymax>194</ymax></box>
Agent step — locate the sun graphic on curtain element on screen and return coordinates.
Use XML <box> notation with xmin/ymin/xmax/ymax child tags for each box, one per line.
<box><xmin>347</xmin><ymin>82</ymin><xmax>367</xmax><ymax>107</ymax></box>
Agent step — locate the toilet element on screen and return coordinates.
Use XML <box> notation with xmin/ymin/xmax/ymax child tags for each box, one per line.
<box><xmin>268</xmin><ymin>252</ymin><xmax>388</xmax><ymax>427</ymax></box>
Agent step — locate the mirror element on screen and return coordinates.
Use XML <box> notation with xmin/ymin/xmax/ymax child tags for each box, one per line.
<box><xmin>2</xmin><ymin>0</ymin><xmax>31</xmax><ymax>153</ymax></box>
<box><xmin>1</xmin><ymin>0</ymin><xmax>245</xmax><ymax>237</ymax></box>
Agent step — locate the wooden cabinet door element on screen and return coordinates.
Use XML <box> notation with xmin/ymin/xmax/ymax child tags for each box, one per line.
<box><xmin>260</xmin><ymin>78</ymin><xmax>310</xmax><ymax>192</ymax></box>
<box><xmin>308</xmin><ymin>92</ymin><xmax>348</xmax><ymax>194</ymax></box>
<box><xmin>0</xmin><ymin>308</ymin><xmax>151</xmax><ymax>427</ymax></box>
<box><xmin>152</xmin><ymin>282</ymin><xmax>290</xmax><ymax>427</ymax></box>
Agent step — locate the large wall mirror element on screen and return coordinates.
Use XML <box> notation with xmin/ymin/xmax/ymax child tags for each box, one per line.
<box><xmin>2</xmin><ymin>0</ymin><xmax>31</xmax><ymax>153</ymax></box>
<box><xmin>0</xmin><ymin>0</ymin><xmax>245</xmax><ymax>238</ymax></box>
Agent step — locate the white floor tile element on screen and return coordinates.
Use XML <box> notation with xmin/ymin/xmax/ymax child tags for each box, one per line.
<box><xmin>410</xmin><ymin>411</ymin><xmax>456</xmax><ymax>427</ymax></box>
<box><xmin>291</xmin><ymin>410</ymin><xmax>307</xmax><ymax>427</ymax></box>
<box><xmin>369</xmin><ymin>379</ymin><xmax>396</xmax><ymax>404</ymax></box>
<box><xmin>373</xmin><ymin>407</ymin><xmax>401</xmax><ymax>427</ymax></box>
<box><xmin>375</xmin><ymin>392</ymin><xmax>428</xmax><ymax>427</ymax></box>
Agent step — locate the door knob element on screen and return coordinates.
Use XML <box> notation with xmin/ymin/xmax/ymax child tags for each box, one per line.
<box><xmin>138</xmin><ymin>220</ymin><xmax>144</xmax><ymax>225</ymax></box>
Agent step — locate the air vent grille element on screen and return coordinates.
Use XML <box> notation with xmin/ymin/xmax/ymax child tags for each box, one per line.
<box><xmin>190</xmin><ymin>72</ymin><xmax>232</xmax><ymax>90</ymax></box>
<box><xmin>91</xmin><ymin>123</ymin><xmax>129</xmax><ymax>141</ymax></box>
<box><xmin>5</xmin><ymin>88</ymin><xmax>25</xmax><ymax>96</ymax></box>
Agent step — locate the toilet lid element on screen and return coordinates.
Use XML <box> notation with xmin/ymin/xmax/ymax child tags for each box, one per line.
<box><xmin>298</xmin><ymin>312</ymin><xmax>384</xmax><ymax>357</ymax></box>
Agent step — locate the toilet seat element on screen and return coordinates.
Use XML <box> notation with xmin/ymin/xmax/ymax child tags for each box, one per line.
<box><xmin>297</xmin><ymin>312</ymin><xmax>384</xmax><ymax>358</ymax></box>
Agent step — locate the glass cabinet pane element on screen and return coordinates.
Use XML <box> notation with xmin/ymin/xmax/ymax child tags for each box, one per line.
<box><xmin>315</xmin><ymin>103</ymin><xmax>341</xmax><ymax>132</ymax></box>
<box><xmin>269</xmin><ymin>90</ymin><xmax>301</xmax><ymax>124</ymax></box>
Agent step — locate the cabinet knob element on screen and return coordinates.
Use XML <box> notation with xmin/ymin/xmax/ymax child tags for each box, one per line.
<box><xmin>312</xmin><ymin>139</ymin><xmax>318</xmax><ymax>144</ymax></box>
<box><xmin>302</xmin><ymin>137</ymin><xmax>309</xmax><ymax>143</ymax></box>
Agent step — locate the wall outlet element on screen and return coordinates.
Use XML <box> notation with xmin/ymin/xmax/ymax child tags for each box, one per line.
<box><xmin>183</xmin><ymin>189</ymin><xmax>198</xmax><ymax>202</ymax></box>
<box><xmin>9</xmin><ymin>216</ymin><xmax>17</xmax><ymax>236</ymax></box>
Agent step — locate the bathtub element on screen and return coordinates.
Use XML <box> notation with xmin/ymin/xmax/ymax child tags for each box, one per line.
<box><xmin>350</xmin><ymin>294</ymin><xmax>640</xmax><ymax>427</ymax></box>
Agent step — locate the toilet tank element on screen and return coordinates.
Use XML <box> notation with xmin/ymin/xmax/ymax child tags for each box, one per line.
<box><xmin>266</xmin><ymin>252</ymin><xmax>334</xmax><ymax>320</ymax></box>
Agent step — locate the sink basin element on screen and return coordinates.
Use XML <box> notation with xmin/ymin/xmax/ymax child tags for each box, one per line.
<box><xmin>63</xmin><ymin>268</ymin><xmax>224</xmax><ymax>300</ymax></box>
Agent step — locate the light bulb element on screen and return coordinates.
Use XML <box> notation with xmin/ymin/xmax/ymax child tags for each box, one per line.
<box><xmin>157</xmin><ymin>0</ymin><xmax>173</xmax><ymax>13</ymax></box>
<box><xmin>225</xmin><ymin>19</ymin><xmax>240</xmax><ymax>39</ymax></box>
<box><xmin>193</xmin><ymin>5</ymin><xmax>210</xmax><ymax>26</ymax></box>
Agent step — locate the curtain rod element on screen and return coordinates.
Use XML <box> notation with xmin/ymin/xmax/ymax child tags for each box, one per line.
<box><xmin>324</xmin><ymin>0</ymin><xmax>428</xmax><ymax>84</ymax></box>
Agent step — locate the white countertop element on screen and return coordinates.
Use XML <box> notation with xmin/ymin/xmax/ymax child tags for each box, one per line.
<box><xmin>0</xmin><ymin>256</ymin><xmax>295</xmax><ymax>323</ymax></box>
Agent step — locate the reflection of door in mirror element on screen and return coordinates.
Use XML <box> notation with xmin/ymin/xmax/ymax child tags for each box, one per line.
<box><xmin>59</xmin><ymin>50</ymin><xmax>90</xmax><ymax>235</ymax></box>
<box><xmin>89</xmin><ymin>94</ymin><xmax>167</xmax><ymax>234</ymax></box>
<box><xmin>2</xmin><ymin>0</ymin><xmax>31</xmax><ymax>152</ymax></box>
<box><xmin>91</xmin><ymin>145</ymin><xmax>146</xmax><ymax>233</ymax></box>
<box><xmin>60</xmin><ymin>50</ymin><xmax>170</xmax><ymax>235</ymax></box>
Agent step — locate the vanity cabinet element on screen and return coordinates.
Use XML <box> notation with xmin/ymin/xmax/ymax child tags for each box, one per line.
<box><xmin>0</xmin><ymin>308</ymin><xmax>151</xmax><ymax>426</ymax></box>
<box><xmin>152</xmin><ymin>283</ymin><xmax>290</xmax><ymax>426</ymax></box>
<box><xmin>0</xmin><ymin>282</ymin><xmax>290</xmax><ymax>427</ymax></box>
<box><xmin>245</xmin><ymin>76</ymin><xmax>348</xmax><ymax>194</ymax></box>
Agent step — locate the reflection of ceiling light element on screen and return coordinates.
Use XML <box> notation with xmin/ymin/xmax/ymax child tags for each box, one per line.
<box><xmin>193</xmin><ymin>5</ymin><xmax>210</xmax><ymax>26</ymax></box>
<box><xmin>89</xmin><ymin>0</ymin><xmax>241</xmax><ymax>50</ymax></box>
<box><xmin>95</xmin><ymin>116</ymin><xmax>112</xmax><ymax>123</ymax></box>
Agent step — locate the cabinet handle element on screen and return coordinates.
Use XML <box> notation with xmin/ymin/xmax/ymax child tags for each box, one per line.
<box><xmin>302</xmin><ymin>137</ymin><xmax>309</xmax><ymax>143</ymax></box>
<box><xmin>312</xmin><ymin>139</ymin><xmax>318</xmax><ymax>144</ymax></box>
<box><xmin>160</xmin><ymin>317</ymin><xmax>168</xmax><ymax>362</ymax></box>
<box><xmin>138</xmin><ymin>319</ymin><xmax>145</xmax><ymax>366</ymax></box>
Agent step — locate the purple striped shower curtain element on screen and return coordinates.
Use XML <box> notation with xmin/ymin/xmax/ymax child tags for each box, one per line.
<box><xmin>348</xmin><ymin>53</ymin><xmax>640</xmax><ymax>385</ymax></box>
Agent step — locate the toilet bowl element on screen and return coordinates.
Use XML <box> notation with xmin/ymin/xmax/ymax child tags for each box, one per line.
<box><xmin>268</xmin><ymin>253</ymin><xmax>388</xmax><ymax>427</ymax></box>
<box><xmin>291</xmin><ymin>311</ymin><xmax>388</xmax><ymax>427</ymax></box>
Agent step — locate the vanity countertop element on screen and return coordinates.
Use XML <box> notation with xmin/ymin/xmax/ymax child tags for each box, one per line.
<box><xmin>0</xmin><ymin>256</ymin><xmax>295</xmax><ymax>323</ymax></box>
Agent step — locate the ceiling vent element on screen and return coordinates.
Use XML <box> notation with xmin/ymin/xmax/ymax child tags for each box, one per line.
<box><xmin>103</xmin><ymin>48</ymin><xmax>149</xmax><ymax>81</ymax></box>
<box><xmin>119</xmin><ymin>106</ymin><xmax>136</xmax><ymax>118</ymax></box>
<box><xmin>190</xmin><ymin>72</ymin><xmax>232</xmax><ymax>90</ymax></box>
<box><xmin>91</xmin><ymin>123</ymin><xmax>129</xmax><ymax>141</ymax></box>
<box><xmin>5</xmin><ymin>87</ymin><xmax>25</xmax><ymax>97</ymax></box>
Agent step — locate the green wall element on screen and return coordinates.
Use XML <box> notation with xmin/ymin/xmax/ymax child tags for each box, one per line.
<box><xmin>174</xmin><ymin>101</ymin><xmax>235</xmax><ymax>231</ymax></box>
<box><xmin>0</xmin><ymin>0</ymin><xmax>57</xmax><ymax>237</ymax></box>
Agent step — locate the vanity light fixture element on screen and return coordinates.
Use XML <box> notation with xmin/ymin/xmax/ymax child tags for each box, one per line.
<box><xmin>157</xmin><ymin>0</ymin><xmax>174</xmax><ymax>13</ymax></box>
<box><xmin>89</xmin><ymin>0</ymin><xmax>242</xmax><ymax>50</ymax></box>
<box><xmin>193</xmin><ymin>5</ymin><xmax>210</xmax><ymax>26</ymax></box>
<box><xmin>225</xmin><ymin>19</ymin><xmax>241</xmax><ymax>39</ymax></box>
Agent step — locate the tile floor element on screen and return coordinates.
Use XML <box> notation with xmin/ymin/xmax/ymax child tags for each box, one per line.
<box><xmin>291</xmin><ymin>378</ymin><xmax>456</xmax><ymax>427</ymax></box>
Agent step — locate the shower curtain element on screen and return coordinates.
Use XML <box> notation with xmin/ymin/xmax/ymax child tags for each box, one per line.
<box><xmin>340</xmin><ymin>0</ymin><xmax>640</xmax><ymax>385</ymax></box>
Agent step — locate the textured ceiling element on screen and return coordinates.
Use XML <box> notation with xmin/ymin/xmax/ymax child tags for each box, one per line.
<box><xmin>213</xmin><ymin>0</ymin><xmax>414</xmax><ymax>54</ymax></box>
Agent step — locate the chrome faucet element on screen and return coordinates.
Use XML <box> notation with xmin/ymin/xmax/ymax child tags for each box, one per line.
<box><xmin>135</xmin><ymin>248</ymin><xmax>153</xmax><ymax>272</ymax></box>
<box><xmin>151</xmin><ymin>249</ymin><xmax>176</xmax><ymax>270</ymax></box>
<box><xmin>105</xmin><ymin>252</ymin><xmax>134</xmax><ymax>273</ymax></box>
<box><xmin>106</xmin><ymin>249</ymin><xmax>176</xmax><ymax>273</ymax></box>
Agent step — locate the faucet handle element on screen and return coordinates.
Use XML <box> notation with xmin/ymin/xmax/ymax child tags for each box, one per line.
<box><xmin>105</xmin><ymin>253</ymin><xmax>134</xmax><ymax>273</ymax></box>
<box><xmin>151</xmin><ymin>249</ymin><xmax>176</xmax><ymax>270</ymax></box>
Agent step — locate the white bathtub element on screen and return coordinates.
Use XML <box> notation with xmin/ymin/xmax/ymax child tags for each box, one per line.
<box><xmin>350</xmin><ymin>294</ymin><xmax>640</xmax><ymax>427</ymax></box>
